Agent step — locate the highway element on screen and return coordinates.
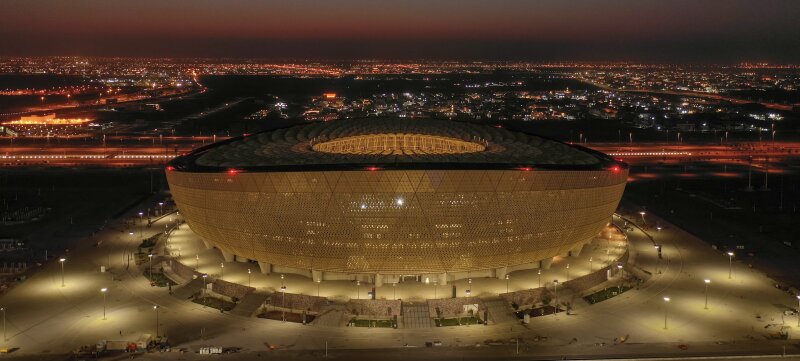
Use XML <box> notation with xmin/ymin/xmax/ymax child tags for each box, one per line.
<box><xmin>5</xmin><ymin>138</ymin><xmax>800</xmax><ymax>168</ymax></box>
<box><xmin>576</xmin><ymin>78</ymin><xmax>799</xmax><ymax>112</ymax></box>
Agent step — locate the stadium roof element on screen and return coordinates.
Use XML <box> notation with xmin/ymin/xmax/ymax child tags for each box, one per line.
<box><xmin>170</xmin><ymin>118</ymin><xmax>622</xmax><ymax>172</ymax></box>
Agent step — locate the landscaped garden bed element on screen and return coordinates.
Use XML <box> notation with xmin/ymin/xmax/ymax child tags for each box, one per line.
<box><xmin>515</xmin><ymin>305</ymin><xmax>563</xmax><ymax>318</ymax></box>
<box><xmin>584</xmin><ymin>286</ymin><xmax>633</xmax><ymax>304</ymax></box>
<box><xmin>435</xmin><ymin>316</ymin><xmax>483</xmax><ymax>326</ymax></box>
<box><xmin>192</xmin><ymin>296</ymin><xmax>236</xmax><ymax>311</ymax></box>
<box><xmin>348</xmin><ymin>318</ymin><xmax>394</xmax><ymax>328</ymax></box>
<box><xmin>257</xmin><ymin>310</ymin><xmax>315</xmax><ymax>323</ymax></box>
<box><xmin>143</xmin><ymin>269</ymin><xmax>177</xmax><ymax>287</ymax></box>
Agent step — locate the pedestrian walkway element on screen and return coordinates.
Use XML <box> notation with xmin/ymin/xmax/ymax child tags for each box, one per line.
<box><xmin>172</xmin><ymin>277</ymin><xmax>203</xmax><ymax>300</ymax></box>
<box><xmin>402</xmin><ymin>303</ymin><xmax>432</xmax><ymax>328</ymax></box>
<box><xmin>231</xmin><ymin>290</ymin><xmax>269</xmax><ymax>317</ymax></box>
<box><xmin>314</xmin><ymin>303</ymin><xmax>346</xmax><ymax>327</ymax></box>
<box><xmin>484</xmin><ymin>297</ymin><xmax>517</xmax><ymax>324</ymax></box>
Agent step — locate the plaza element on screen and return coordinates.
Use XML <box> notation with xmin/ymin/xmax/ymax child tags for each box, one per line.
<box><xmin>0</xmin><ymin>195</ymin><xmax>797</xmax><ymax>360</ymax></box>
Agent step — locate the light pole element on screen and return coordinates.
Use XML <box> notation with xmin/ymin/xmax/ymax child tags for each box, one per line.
<box><xmin>126</xmin><ymin>232</ymin><xmax>134</xmax><ymax>267</ymax></box>
<box><xmin>566</xmin><ymin>263</ymin><xmax>570</xmax><ymax>281</ymax></box>
<box><xmin>101</xmin><ymin>288</ymin><xmax>108</xmax><ymax>320</ymax></box>
<box><xmin>617</xmin><ymin>263</ymin><xmax>624</xmax><ymax>293</ymax></box>
<box><xmin>505</xmin><ymin>274</ymin><xmax>510</xmax><ymax>293</ymax></box>
<box><xmin>654</xmin><ymin>245</ymin><xmax>661</xmax><ymax>274</ymax></box>
<box><xmin>158</xmin><ymin>202</ymin><xmax>164</xmax><ymax>216</ymax></box>
<box><xmin>317</xmin><ymin>280</ymin><xmax>321</xmax><ymax>297</ymax></box>
<box><xmin>538</xmin><ymin>269</ymin><xmax>541</xmax><ymax>288</ymax></box>
<box><xmin>393</xmin><ymin>283</ymin><xmax>397</xmax><ymax>300</ymax></box>
<box><xmin>148</xmin><ymin>254</ymin><xmax>153</xmax><ymax>282</ymax></box>
<box><xmin>153</xmin><ymin>305</ymin><xmax>160</xmax><ymax>337</ymax></box>
<box><xmin>138</xmin><ymin>211</ymin><xmax>144</xmax><ymax>238</ymax></box>
<box><xmin>589</xmin><ymin>257</ymin><xmax>593</xmax><ymax>272</ymax></box>
<box><xmin>663</xmin><ymin>297</ymin><xmax>670</xmax><ymax>329</ymax></box>
<box><xmin>553</xmin><ymin>280</ymin><xmax>559</xmax><ymax>315</ymax></box>
<box><xmin>704</xmin><ymin>279</ymin><xmax>711</xmax><ymax>310</ymax></box>
<box><xmin>639</xmin><ymin>211</ymin><xmax>646</xmax><ymax>227</ymax></box>
<box><xmin>195</xmin><ymin>254</ymin><xmax>199</xmax><ymax>270</ymax></box>
<box><xmin>201</xmin><ymin>274</ymin><xmax>208</xmax><ymax>307</ymax></box>
<box><xmin>727</xmin><ymin>251</ymin><xmax>734</xmax><ymax>279</ymax></box>
<box><xmin>280</xmin><ymin>285</ymin><xmax>287</xmax><ymax>322</ymax></box>
<box><xmin>247</xmin><ymin>269</ymin><xmax>251</xmax><ymax>287</ymax></box>
<box><xmin>59</xmin><ymin>258</ymin><xmax>66</xmax><ymax>287</ymax></box>
<box><xmin>796</xmin><ymin>295</ymin><xmax>800</xmax><ymax>327</ymax></box>
<box><xmin>220</xmin><ymin>263</ymin><xmax>224</xmax><ymax>279</ymax></box>
<box><xmin>1</xmin><ymin>307</ymin><xmax>5</xmax><ymax>342</ymax></box>
<box><xmin>356</xmin><ymin>281</ymin><xmax>361</xmax><ymax>300</ymax></box>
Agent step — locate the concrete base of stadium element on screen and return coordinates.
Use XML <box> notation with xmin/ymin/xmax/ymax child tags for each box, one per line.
<box><xmin>201</xmin><ymin>235</ymin><xmax>598</xmax><ymax>286</ymax></box>
<box><xmin>166</xmin><ymin>223</ymin><xmax>628</xmax><ymax>301</ymax></box>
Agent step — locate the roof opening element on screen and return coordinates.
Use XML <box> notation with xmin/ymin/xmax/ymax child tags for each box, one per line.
<box><xmin>312</xmin><ymin>133</ymin><xmax>486</xmax><ymax>155</ymax></box>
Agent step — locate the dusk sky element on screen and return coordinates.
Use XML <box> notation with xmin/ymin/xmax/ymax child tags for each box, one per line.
<box><xmin>2</xmin><ymin>0</ymin><xmax>799</xmax><ymax>62</ymax></box>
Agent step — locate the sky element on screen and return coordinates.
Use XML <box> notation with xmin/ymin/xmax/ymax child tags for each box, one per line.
<box><xmin>1</xmin><ymin>0</ymin><xmax>800</xmax><ymax>62</ymax></box>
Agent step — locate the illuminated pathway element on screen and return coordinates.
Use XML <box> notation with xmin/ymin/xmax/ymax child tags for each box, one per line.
<box><xmin>0</xmin><ymin>199</ymin><xmax>797</xmax><ymax>359</ymax></box>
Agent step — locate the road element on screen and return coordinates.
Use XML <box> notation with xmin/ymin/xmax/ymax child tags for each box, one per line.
<box><xmin>576</xmin><ymin>78</ymin><xmax>799</xmax><ymax>112</ymax></box>
<box><xmin>5</xmin><ymin>139</ymin><xmax>800</xmax><ymax>167</ymax></box>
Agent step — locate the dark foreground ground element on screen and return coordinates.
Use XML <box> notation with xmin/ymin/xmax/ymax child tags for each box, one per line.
<box><xmin>4</xmin><ymin>339</ymin><xmax>800</xmax><ymax>361</ymax></box>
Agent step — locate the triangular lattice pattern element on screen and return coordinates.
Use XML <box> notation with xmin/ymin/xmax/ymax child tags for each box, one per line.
<box><xmin>167</xmin><ymin>169</ymin><xmax>627</xmax><ymax>275</ymax></box>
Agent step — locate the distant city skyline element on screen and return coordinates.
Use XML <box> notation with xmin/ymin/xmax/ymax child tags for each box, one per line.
<box><xmin>1</xmin><ymin>0</ymin><xmax>799</xmax><ymax>62</ymax></box>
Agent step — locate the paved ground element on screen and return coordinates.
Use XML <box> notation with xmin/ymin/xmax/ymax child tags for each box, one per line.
<box><xmin>484</xmin><ymin>298</ymin><xmax>517</xmax><ymax>324</ymax></box>
<box><xmin>0</xmin><ymin>197</ymin><xmax>798</xmax><ymax>360</ymax></box>
<box><xmin>402</xmin><ymin>303</ymin><xmax>433</xmax><ymax>329</ymax></box>
<box><xmin>314</xmin><ymin>304</ymin><xmax>345</xmax><ymax>327</ymax></box>
<box><xmin>230</xmin><ymin>291</ymin><xmax>269</xmax><ymax>318</ymax></box>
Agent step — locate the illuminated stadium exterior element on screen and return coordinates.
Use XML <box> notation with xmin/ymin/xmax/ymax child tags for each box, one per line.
<box><xmin>166</xmin><ymin>118</ymin><xmax>628</xmax><ymax>285</ymax></box>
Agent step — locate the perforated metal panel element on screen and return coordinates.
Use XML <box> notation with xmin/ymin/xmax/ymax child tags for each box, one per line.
<box><xmin>167</xmin><ymin>168</ymin><xmax>627</xmax><ymax>275</ymax></box>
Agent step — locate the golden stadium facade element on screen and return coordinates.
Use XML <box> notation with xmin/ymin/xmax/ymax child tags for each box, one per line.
<box><xmin>166</xmin><ymin>118</ymin><xmax>627</xmax><ymax>284</ymax></box>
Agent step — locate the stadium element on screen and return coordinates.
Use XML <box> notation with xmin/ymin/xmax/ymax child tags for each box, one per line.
<box><xmin>166</xmin><ymin>118</ymin><xmax>628</xmax><ymax>285</ymax></box>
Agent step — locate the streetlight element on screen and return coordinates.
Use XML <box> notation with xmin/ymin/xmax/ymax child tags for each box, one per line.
<box><xmin>59</xmin><ymin>258</ymin><xmax>66</xmax><ymax>287</ymax></box>
<box><xmin>220</xmin><ymin>263</ymin><xmax>224</xmax><ymax>279</ymax></box>
<box><xmin>158</xmin><ymin>202</ymin><xmax>164</xmax><ymax>215</ymax></box>
<box><xmin>589</xmin><ymin>257</ymin><xmax>593</xmax><ymax>272</ymax></box>
<box><xmin>101</xmin><ymin>288</ymin><xmax>108</xmax><ymax>320</ymax></box>
<box><xmin>138</xmin><ymin>212</ymin><xmax>144</xmax><ymax>238</ymax></box>
<box><xmin>663</xmin><ymin>297</ymin><xmax>670</xmax><ymax>329</ymax></box>
<box><xmin>356</xmin><ymin>281</ymin><xmax>361</xmax><ymax>300</ymax></box>
<box><xmin>727</xmin><ymin>251</ymin><xmax>734</xmax><ymax>279</ymax></box>
<box><xmin>317</xmin><ymin>280</ymin><xmax>321</xmax><ymax>297</ymax></box>
<box><xmin>617</xmin><ymin>263</ymin><xmax>624</xmax><ymax>293</ymax></box>
<box><xmin>566</xmin><ymin>263</ymin><xmax>570</xmax><ymax>281</ymax></box>
<box><xmin>537</xmin><ymin>269</ymin><xmax>541</xmax><ymax>288</ymax></box>
<box><xmin>201</xmin><ymin>274</ymin><xmax>208</xmax><ymax>307</ymax></box>
<box><xmin>126</xmin><ymin>233</ymin><xmax>134</xmax><ymax>267</ymax></box>
<box><xmin>153</xmin><ymin>305</ymin><xmax>160</xmax><ymax>337</ymax></box>
<box><xmin>704</xmin><ymin>279</ymin><xmax>711</xmax><ymax>310</ymax></box>
<box><xmin>247</xmin><ymin>269</ymin><xmax>251</xmax><ymax>287</ymax></box>
<box><xmin>195</xmin><ymin>254</ymin><xmax>199</xmax><ymax>270</ymax></box>
<box><xmin>654</xmin><ymin>245</ymin><xmax>661</xmax><ymax>274</ymax></box>
<box><xmin>280</xmin><ymin>285</ymin><xmax>287</xmax><ymax>322</ymax></box>
<box><xmin>148</xmin><ymin>254</ymin><xmax>154</xmax><ymax>282</ymax></box>
<box><xmin>1</xmin><ymin>307</ymin><xmax>5</xmax><ymax>342</ymax></box>
<box><xmin>639</xmin><ymin>211</ymin><xmax>646</xmax><ymax>226</ymax></box>
<box><xmin>393</xmin><ymin>283</ymin><xmax>397</xmax><ymax>300</ymax></box>
<box><xmin>505</xmin><ymin>274</ymin><xmax>510</xmax><ymax>293</ymax></box>
<box><xmin>796</xmin><ymin>295</ymin><xmax>800</xmax><ymax>327</ymax></box>
<box><xmin>553</xmin><ymin>280</ymin><xmax>559</xmax><ymax>315</ymax></box>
